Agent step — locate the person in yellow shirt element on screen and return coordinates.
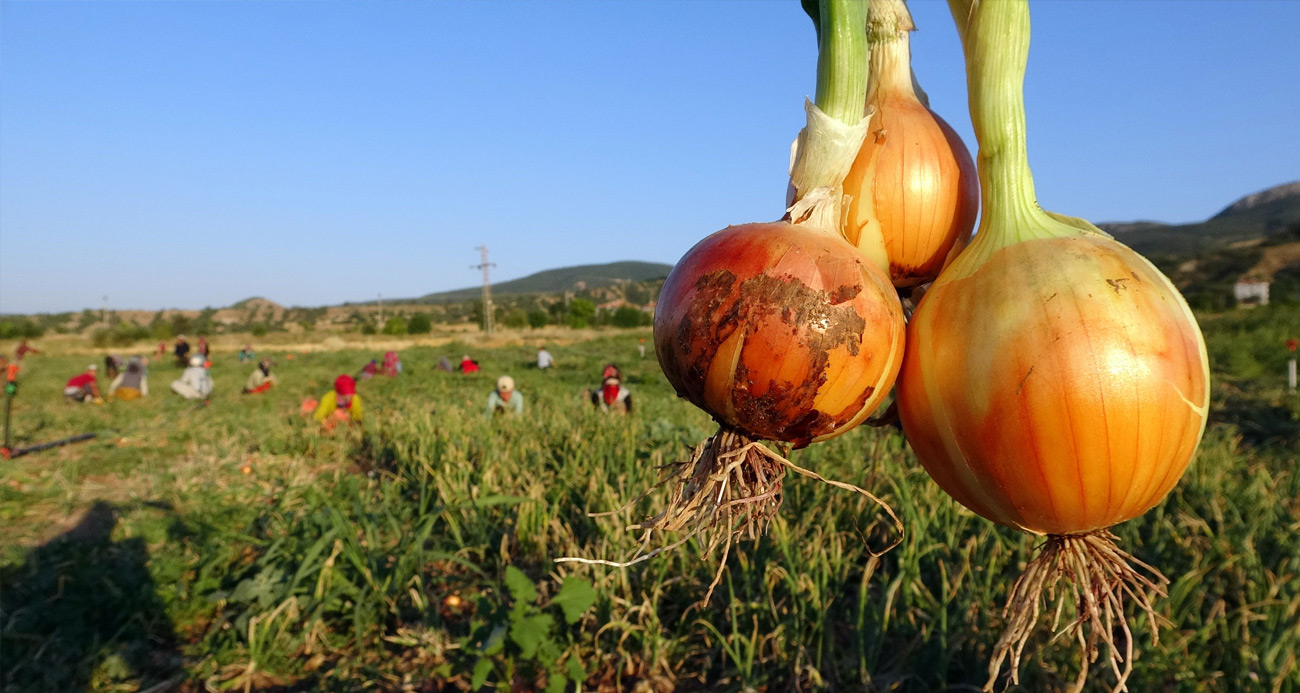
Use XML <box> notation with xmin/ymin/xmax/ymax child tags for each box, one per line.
<box><xmin>313</xmin><ymin>374</ymin><xmax>363</xmax><ymax>428</ymax></box>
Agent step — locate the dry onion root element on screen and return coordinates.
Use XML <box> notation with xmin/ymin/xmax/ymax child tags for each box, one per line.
<box><xmin>989</xmin><ymin>531</ymin><xmax>1168</xmax><ymax>693</ymax></box>
<box><xmin>629</xmin><ymin>428</ymin><xmax>901</xmax><ymax>604</ymax></box>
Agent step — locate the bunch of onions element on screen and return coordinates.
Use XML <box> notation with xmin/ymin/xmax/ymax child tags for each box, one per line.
<box><xmin>841</xmin><ymin>0</ymin><xmax>979</xmax><ymax>288</ymax></box>
<box><xmin>897</xmin><ymin>0</ymin><xmax>1209</xmax><ymax>689</ymax></box>
<box><xmin>639</xmin><ymin>0</ymin><xmax>905</xmax><ymax>600</ymax></box>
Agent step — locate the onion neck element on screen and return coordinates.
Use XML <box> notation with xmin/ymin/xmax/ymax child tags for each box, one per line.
<box><xmin>866</xmin><ymin>0</ymin><xmax>917</xmax><ymax>104</ymax></box>
<box><xmin>815</xmin><ymin>0</ymin><xmax>870</xmax><ymax>126</ymax></box>
<box><xmin>960</xmin><ymin>0</ymin><xmax>1072</xmax><ymax>256</ymax></box>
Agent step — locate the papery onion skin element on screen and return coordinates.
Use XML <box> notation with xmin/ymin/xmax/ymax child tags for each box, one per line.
<box><xmin>843</xmin><ymin>96</ymin><xmax>979</xmax><ymax>288</ymax></box>
<box><xmin>897</xmin><ymin>235</ymin><xmax>1209</xmax><ymax>535</ymax></box>
<box><xmin>655</xmin><ymin>222</ymin><xmax>904</xmax><ymax>448</ymax></box>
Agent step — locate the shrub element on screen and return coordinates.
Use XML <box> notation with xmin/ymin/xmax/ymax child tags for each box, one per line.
<box><xmin>408</xmin><ymin>313</ymin><xmax>432</xmax><ymax>335</ymax></box>
<box><xmin>383</xmin><ymin>317</ymin><xmax>408</xmax><ymax>335</ymax></box>
<box><xmin>251</xmin><ymin>324</ymin><xmax>268</xmax><ymax>338</ymax></box>
<box><xmin>527</xmin><ymin>310</ymin><xmax>549</xmax><ymax>329</ymax></box>
<box><xmin>502</xmin><ymin>309</ymin><xmax>529</xmax><ymax>329</ymax></box>
<box><xmin>611</xmin><ymin>305</ymin><xmax>651</xmax><ymax>328</ymax></box>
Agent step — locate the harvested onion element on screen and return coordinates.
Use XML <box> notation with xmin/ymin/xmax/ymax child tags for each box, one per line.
<box><xmin>656</xmin><ymin>222</ymin><xmax>903</xmax><ymax>447</ymax></box>
<box><xmin>600</xmin><ymin>0</ymin><xmax>904</xmax><ymax>602</ymax></box>
<box><xmin>897</xmin><ymin>1</ymin><xmax>1210</xmax><ymax>689</ymax></box>
<box><xmin>842</xmin><ymin>0</ymin><xmax>978</xmax><ymax>288</ymax></box>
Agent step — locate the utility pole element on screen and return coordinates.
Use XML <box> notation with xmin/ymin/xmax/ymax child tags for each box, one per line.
<box><xmin>378</xmin><ymin>293</ymin><xmax>384</xmax><ymax>327</ymax></box>
<box><xmin>473</xmin><ymin>246</ymin><xmax>496</xmax><ymax>337</ymax></box>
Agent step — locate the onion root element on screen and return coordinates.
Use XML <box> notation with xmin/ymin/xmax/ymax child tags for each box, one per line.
<box><xmin>987</xmin><ymin>530</ymin><xmax>1168</xmax><ymax>693</ymax></box>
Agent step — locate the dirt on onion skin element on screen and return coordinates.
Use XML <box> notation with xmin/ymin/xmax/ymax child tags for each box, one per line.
<box><xmin>671</xmin><ymin>269</ymin><xmax>868</xmax><ymax>447</ymax></box>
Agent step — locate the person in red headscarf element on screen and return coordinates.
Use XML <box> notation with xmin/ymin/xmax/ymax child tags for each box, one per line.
<box><xmin>313</xmin><ymin>374</ymin><xmax>364</xmax><ymax>427</ymax></box>
<box><xmin>588</xmin><ymin>363</ymin><xmax>633</xmax><ymax>414</ymax></box>
<box><xmin>382</xmin><ymin>351</ymin><xmax>401</xmax><ymax>377</ymax></box>
<box><xmin>458</xmin><ymin>354</ymin><xmax>480</xmax><ymax>374</ymax></box>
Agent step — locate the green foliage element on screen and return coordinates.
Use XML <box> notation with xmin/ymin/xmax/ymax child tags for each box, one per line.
<box><xmin>360</xmin><ymin>322</ymin><xmax>378</xmax><ymax>335</ymax></box>
<box><xmin>466</xmin><ymin>567</ymin><xmax>596</xmax><ymax>691</ymax></box>
<box><xmin>565</xmin><ymin>298</ymin><xmax>596</xmax><ymax>329</ymax></box>
<box><xmin>90</xmin><ymin>321</ymin><xmax>151</xmax><ymax>348</ymax></box>
<box><xmin>0</xmin><ymin>318</ymin><xmax>44</xmax><ymax>339</ymax></box>
<box><xmin>502</xmin><ymin>308</ymin><xmax>528</xmax><ymax>329</ymax></box>
<box><xmin>382</xmin><ymin>316</ymin><xmax>408</xmax><ymax>335</ymax></box>
<box><xmin>250</xmin><ymin>324</ymin><xmax>268</xmax><ymax>338</ymax></box>
<box><xmin>407</xmin><ymin>313</ymin><xmax>432</xmax><ymax>335</ymax></box>
<box><xmin>527</xmin><ymin>310</ymin><xmax>550</xmax><ymax>329</ymax></box>
<box><xmin>611</xmin><ymin>305</ymin><xmax>651</xmax><ymax>328</ymax></box>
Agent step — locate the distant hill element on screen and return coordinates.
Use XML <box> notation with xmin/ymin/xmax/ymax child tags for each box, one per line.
<box><xmin>1100</xmin><ymin>181</ymin><xmax>1300</xmax><ymax>257</ymax></box>
<box><xmin>410</xmin><ymin>260</ymin><xmax>674</xmax><ymax>304</ymax></box>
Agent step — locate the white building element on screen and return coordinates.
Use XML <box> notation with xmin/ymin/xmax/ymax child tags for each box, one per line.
<box><xmin>1234</xmin><ymin>280</ymin><xmax>1270</xmax><ymax>306</ymax></box>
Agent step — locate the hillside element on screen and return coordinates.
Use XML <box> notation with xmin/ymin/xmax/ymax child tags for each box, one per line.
<box><xmin>1100</xmin><ymin>181</ymin><xmax>1300</xmax><ymax>257</ymax></box>
<box><xmin>409</xmin><ymin>260</ymin><xmax>673</xmax><ymax>304</ymax></box>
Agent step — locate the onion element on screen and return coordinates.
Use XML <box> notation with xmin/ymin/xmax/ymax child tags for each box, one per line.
<box><xmin>897</xmin><ymin>1</ymin><xmax>1210</xmax><ymax>689</ymax></box>
<box><xmin>842</xmin><ymin>0</ymin><xmax>979</xmax><ymax>288</ymax></box>
<box><xmin>594</xmin><ymin>0</ymin><xmax>904</xmax><ymax>604</ymax></box>
<box><xmin>656</xmin><ymin>222</ymin><xmax>904</xmax><ymax>448</ymax></box>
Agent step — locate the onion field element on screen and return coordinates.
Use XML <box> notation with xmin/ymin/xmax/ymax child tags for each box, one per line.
<box><xmin>1</xmin><ymin>308</ymin><xmax>1297</xmax><ymax>692</ymax></box>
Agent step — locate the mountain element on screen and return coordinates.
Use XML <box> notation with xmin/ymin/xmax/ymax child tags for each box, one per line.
<box><xmin>410</xmin><ymin>260</ymin><xmax>674</xmax><ymax>304</ymax></box>
<box><xmin>1100</xmin><ymin>181</ymin><xmax>1300</xmax><ymax>257</ymax></box>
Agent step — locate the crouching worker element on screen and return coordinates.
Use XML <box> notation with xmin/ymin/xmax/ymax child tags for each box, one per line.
<box><xmin>589</xmin><ymin>363</ymin><xmax>633</xmax><ymax>414</ymax></box>
<box><xmin>313</xmin><ymin>374</ymin><xmax>363</xmax><ymax>428</ymax></box>
<box><xmin>64</xmin><ymin>364</ymin><xmax>102</xmax><ymax>403</ymax></box>
<box><xmin>109</xmin><ymin>357</ymin><xmax>149</xmax><ymax>400</ymax></box>
<box><xmin>171</xmin><ymin>355</ymin><xmax>214</xmax><ymax>401</ymax></box>
<box><xmin>243</xmin><ymin>359</ymin><xmax>277</xmax><ymax>394</ymax></box>
<box><xmin>485</xmin><ymin>375</ymin><xmax>523</xmax><ymax>418</ymax></box>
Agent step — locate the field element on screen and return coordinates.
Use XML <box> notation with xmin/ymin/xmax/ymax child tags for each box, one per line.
<box><xmin>1</xmin><ymin>310</ymin><xmax>1298</xmax><ymax>693</ymax></box>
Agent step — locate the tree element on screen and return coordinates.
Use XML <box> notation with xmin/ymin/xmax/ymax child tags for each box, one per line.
<box><xmin>502</xmin><ymin>308</ymin><xmax>529</xmax><ymax>329</ymax></box>
<box><xmin>408</xmin><ymin>313</ymin><xmax>432</xmax><ymax>334</ymax></box>
<box><xmin>527</xmin><ymin>309</ymin><xmax>550</xmax><ymax>328</ymax></box>
<box><xmin>566</xmin><ymin>298</ymin><xmax>596</xmax><ymax>329</ymax></box>
<box><xmin>383</xmin><ymin>316</ymin><xmax>408</xmax><ymax>335</ymax></box>
<box><xmin>611</xmin><ymin>305</ymin><xmax>651</xmax><ymax>328</ymax></box>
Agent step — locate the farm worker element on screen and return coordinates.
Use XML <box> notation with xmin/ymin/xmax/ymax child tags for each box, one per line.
<box><xmin>313</xmin><ymin>375</ymin><xmax>363</xmax><ymax>426</ymax></box>
<box><xmin>63</xmin><ymin>365</ymin><xmax>102</xmax><ymax>403</ymax></box>
<box><xmin>588</xmin><ymin>363</ymin><xmax>633</xmax><ymax>414</ymax></box>
<box><xmin>174</xmin><ymin>336</ymin><xmax>191</xmax><ymax>367</ymax></box>
<box><xmin>536</xmin><ymin>346</ymin><xmax>555</xmax><ymax>371</ymax></box>
<box><xmin>154</xmin><ymin>341</ymin><xmax>168</xmax><ymax>357</ymax></box>
<box><xmin>242</xmin><ymin>359</ymin><xmax>277</xmax><ymax>394</ymax></box>
<box><xmin>459</xmin><ymin>355</ymin><xmax>480</xmax><ymax>374</ymax></box>
<box><xmin>171</xmin><ymin>355</ymin><xmax>214</xmax><ymax>401</ymax></box>
<box><xmin>108</xmin><ymin>357</ymin><xmax>149</xmax><ymax>400</ymax></box>
<box><xmin>197</xmin><ymin>334</ymin><xmax>210</xmax><ymax>359</ymax></box>
<box><xmin>237</xmin><ymin>345</ymin><xmax>255</xmax><ymax>363</ymax></box>
<box><xmin>638</xmin><ymin>338</ymin><xmax>646</xmax><ymax>359</ymax></box>
<box><xmin>14</xmin><ymin>339</ymin><xmax>41</xmax><ymax>362</ymax></box>
<box><xmin>485</xmin><ymin>375</ymin><xmax>524</xmax><ymax>418</ymax></box>
<box><xmin>104</xmin><ymin>354</ymin><xmax>123</xmax><ymax>379</ymax></box>
<box><xmin>358</xmin><ymin>359</ymin><xmax>379</xmax><ymax>380</ymax></box>
<box><xmin>382</xmin><ymin>351</ymin><xmax>401</xmax><ymax>377</ymax></box>
<box><xmin>435</xmin><ymin>355</ymin><xmax>455</xmax><ymax>372</ymax></box>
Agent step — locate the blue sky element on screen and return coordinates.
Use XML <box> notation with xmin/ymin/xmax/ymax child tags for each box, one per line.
<box><xmin>2</xmin><ymin>0</ymin><xmax>1297</xmax><ymax>314</ymax></box>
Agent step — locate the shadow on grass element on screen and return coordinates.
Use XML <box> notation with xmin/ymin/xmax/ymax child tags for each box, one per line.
<box><xmin>0</xmin><ymin>500</ymin><xmax>183</xmax><ymax>692</ymax></box>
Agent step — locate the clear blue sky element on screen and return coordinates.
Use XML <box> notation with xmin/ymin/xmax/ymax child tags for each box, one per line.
<box><xmin>2</xmin><ymin>1</ymin><xmax>1297</xmax><ymax>314</ymax></box>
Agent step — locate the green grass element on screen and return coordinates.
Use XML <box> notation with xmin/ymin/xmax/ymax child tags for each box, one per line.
<box><xmin>1</xmin><ymin>320</ymin><xmax>1297</xmax><ymax>692</ymax></box>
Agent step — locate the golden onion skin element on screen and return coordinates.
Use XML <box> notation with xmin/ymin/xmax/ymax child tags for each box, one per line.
<box><xmin>842</xmin><ymin>96</ymin><xmax>979</xmax><ymax>288</ymax></box>
<box><xmin>897</xmin><ymin>235</ymin><xmax>1209</xmax><ymax>535</ymax></box>
<box><xmin>655</xmin><ymin>222</ymin><xmax>904</xmax><ymax>448</ymax></box>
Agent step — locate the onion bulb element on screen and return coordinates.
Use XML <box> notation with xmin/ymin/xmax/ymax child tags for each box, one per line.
<box><xmin>609</xmin><ymin>0</ymin><xmax>904</xmax><ymax>604</ymax></box>
<box><xmin>656</xmin><ymin>222</ymin><xmax>904</xmax><ymax>447</ymax></box>
<box><xmin>842</xmin><ymin>0</ymin><xmax>978</xmax><ymax>288</ymax></box>
<box><xmin>897</xmin><ymin>1</ymin><xmax>1210</xmax><ymax>689</ymax></box>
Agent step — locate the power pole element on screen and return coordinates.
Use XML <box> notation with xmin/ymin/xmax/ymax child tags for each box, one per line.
<box><xmin>378</xmin><ymin>293</ymin><xmax>384</xmax><ymax>327</ymax></box>
<box><xmin>473</xmin><ymin>246</ymin><xmax>496</xmax><ymax>337</ymax></box>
